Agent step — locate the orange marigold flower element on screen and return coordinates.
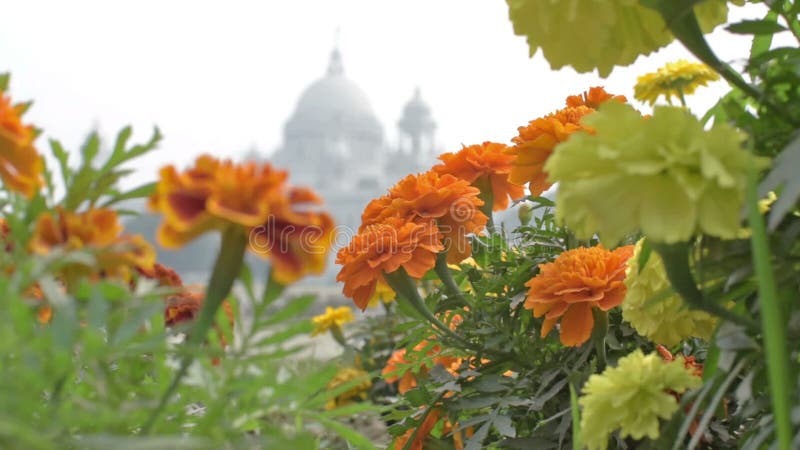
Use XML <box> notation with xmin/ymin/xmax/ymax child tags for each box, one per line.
<box><xmin>394</xmin><ymin>409</ymin><xmax>442</xmax><ymax>450</ymax></box>
<box><xmin>382</xmin><ymin>340</ymin><xmax>462</xmax><ymax>394</ymax></box>
<box><xmin>337</xmin><ymin>217</ymin><xmax>443</xmax><ymax>310</ymax></box>
<box><xmin>249</xmin><ymin>186</ymin><xmax>335</xmax><ymax>284</ymax></box>
<box><xmin>0</xmin><ymin>76</ymin><xmax>43</xmax><ymax>198</ymax></box>
<box><xmin>382</xmin><ymin>348</ymin><xmax>419</xmax><ymax>394</ymax></box>
<box><xmin>566</xmin><ymin>86</ymin><xmax>627</xmax><ymax>109</ymax></box>
<box><xmin>150</xmin><ymin>154</ymin><xmax>287</xmax><ymax>248</ymax></box>
<box><xmin>361</xmin><ymin>171</ymin><xmax>487</xmax><ymax>264</ymax></box>
<box><xmin>29</xmin><ymin>208</ymin><xmax>156</xmax><ymax>283</ymax></box>
<box><xmin>507</xmin><ymin>87</ymin><xmax>625</xmax><ymax>196</ymax></box>
<box><xmin>523</xmin><ymin>245</ymin><xmax>634</xmax><ymax>347</ymax></box>
<box><xmin>433</xmin><ymin>142</ymin><xmax>525</xmax><ymax>211</ymax></box>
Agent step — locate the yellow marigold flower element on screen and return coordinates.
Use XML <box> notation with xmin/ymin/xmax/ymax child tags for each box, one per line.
<box><xmin>506</xmin><ymin>0</ymin><xmax>731</xmax><ymax>77</ymax></box>
<box><xmin>367</xmin><ymin>281</ymin><xmax>395</xmax><ymax>308</ymax></box>
<box><xmin>0</xmin><ymin>74</ymin><xmax>43</xmax><ymax>198</ymax></box>
<box><xmin>433</xmin><ymin>141</ymin><xmax>525</xmax><ymax>211</ymax></box>
<box><xmin>546</xmin><ymin>102</ymin><xmax>768</xmax><ymax>246</ymax></box>
<box><xmin>634</xmin><ymin>60</ymin><xmax>720</xmax><ymax>105</ymax></box>
<box><xmin>29</xmin><ymin>208</ymin><xmax>156</xmax><ymax>283</ymax></box>
<box><xmin>311</xmin><ymin>306</ymin><xmax>355</xmax><ymax>336</ymax></box>
<box><xmin>622</xmin><ymin>240</ymin><xmax>717</xmax><ymax>346</ymax></box>
<box><xmin>579</xmin><ymin>349</ymin><xmax>702</xmax><ymax>450</ymax></box>
<box><xmin>325</xmin><ymin>367</ymin><xmax>372</xmax><ymax>410</ymax></box>
<box><xmin>524</xmin><ymin>244</ymin><xmax>633</xmax><ymax>346</ymax></box>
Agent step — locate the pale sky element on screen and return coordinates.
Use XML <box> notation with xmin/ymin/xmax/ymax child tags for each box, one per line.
<box><xmin>0</xmin><ymin>1</ymin><xmax>772</xmax><ymax>189</ymax></box>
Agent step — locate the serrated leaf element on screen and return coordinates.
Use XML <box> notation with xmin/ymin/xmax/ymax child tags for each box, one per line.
<box><xmin>759</xmin><ymin>134</ymin><xmax>800</xmax><ymax>230</ymax></box>
<box><xmin>493</xmin><ymin>414</ymin><xmax>516</xmax><ymax>438</ymax></box>
<box><xmin>727</xmin><ymin>19</ymin><xmax>787</xmax><ymax>35</ymax></box>
<box><xmin>101</xmin><ymin>182</ymin><xmax>156</xmax><ymax>207</ymax></box>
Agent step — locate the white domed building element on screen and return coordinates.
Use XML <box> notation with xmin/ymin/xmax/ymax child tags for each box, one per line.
<box><xmin>271</xmin><ymin>48</ymin><xmax>440</xmax><ymax>248</ymax></box>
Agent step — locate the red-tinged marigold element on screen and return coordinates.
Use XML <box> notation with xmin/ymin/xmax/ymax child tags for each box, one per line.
<box><xmin>137</xmin><ymin>262</ymin><xmax>183</xmax><ymax>288</ymax></box>
<box><xmin>433</xmin><ymin>142</ymin><xmax>525</xmax><ymax>211</ymax></box>
<box><xmin>165</xmin><ymin>289</ymin><xmax>236</xmax><ymax>358</ymax></box>
<box><xmin>150</xmin><ymin>154</ymin><xmax>288</xmax><ymax>248</ymax></box>
<box><xmin>337</xmin><ymin>217</ymin><xmax>443</xmax><ymax>310</ymax></box>
<box><xmin>507</xmin><ymin>87</ymin><xmax>625</xmax><ymax>197</ymax></box>
<box><xmin>524</xmin><ymin>244</ymin><xmax>634</xmax><ymax>347</ymax></box>
<box><xmin>0</xmin><ymin>75</ymin><xmax>43</xmax><ymax>198</ymax></box>
<box><xmin>360</xmin><ymin>171</ymin><xmax>487</xmax><ymax>263</ymax></box>
<box><xmin>249</xmin><ymin>186</ymin><xmax>335</xmax><ymax>284</ymax></box>
<box><xmin>29</xmin><ymin>208</ymin><xmax>156</xmax><ymax>283</ymax></box>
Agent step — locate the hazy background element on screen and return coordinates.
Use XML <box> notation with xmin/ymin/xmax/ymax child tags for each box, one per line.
<box><xmin>0</xmin><ymin>0</ymin><xmax>771</xmax><ymax>190</ymax></box>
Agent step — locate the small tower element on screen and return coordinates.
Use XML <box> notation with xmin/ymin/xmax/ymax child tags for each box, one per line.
<box><xmin>397</xmin><ymin>87</ymin><xmax>436</xmax><ymax>160</ymax></box>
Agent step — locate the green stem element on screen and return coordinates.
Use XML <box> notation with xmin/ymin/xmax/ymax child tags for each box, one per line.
<box><xmin>590</xmin><ymin>309</ymin><xmax>608</xmax><ymax>371</ymax></box>
<box><xmin>475</xmin><ymin>176</ymin><xmax>495</xmax><ymax>231</ymax></box>
<box><xmin>383</xmin><ymin>267</ymin><xmax>465</xmax><ymax>343</ymax></box>
<box><xmin>142</xmin><ymin>227</ymin><xmax>248</xmax><ymax>434</ymax></box>
<box><xmin>261</xmin><ymin>268</ymin><xmax>285</xmax><ymax>306</ymax></box>
<box><xmin>652</xmin><ymin>242</ymin><xmax>758</xmax><ymax>331</ymax></box>
<box><xmin>677</xmin><ymin>89</ymin><xmax>688</xmax><ymax>108</ymax></box>
<box><xmin>434</xmin><ymin>252</ymin><xmax>467</xmax><ymax>304</ymax></box>
<box><xmin>746</xmin><ymin>168</ymin><xmax>792</xmax><ymax>450</ymax></box>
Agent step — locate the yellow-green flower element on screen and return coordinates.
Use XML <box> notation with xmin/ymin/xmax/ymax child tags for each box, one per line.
<box><xmin>635</xmin><ymin>60</ymin><xmax>720</xmax><ymax>105</ymax></box>
<box><xmin>545</xmin><ymin>102</ymin><xmax>767</xmax><ymax>246</ymax></box>
<box><xmin>505</xmin><ymin>0</ymin><xmax>731</xmax><ymax>77</ymax></box>
<box><xmin>622</xmin><ymin>240</ymin><xmax>717</xmax><ymax>346</ymax></box>
<box><xmin>311</xmin><ymin>306</ymin><xmax>354</xmax><ymax>336</ymax></box>
<box><xmin>325</xmin><ymin>367</ymin><xmax>372</xmax><ymax>410</ymax></box>
<box><xmin>579</xmin><ymin>349</ymin><xmax>702</xmax><ymax>450</ymax></box>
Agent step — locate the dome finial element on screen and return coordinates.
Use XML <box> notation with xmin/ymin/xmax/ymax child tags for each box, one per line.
<box><xmin>327</xmin><ymin>28</ymin><xmax>344</xmax><ymax>76</ymax></box>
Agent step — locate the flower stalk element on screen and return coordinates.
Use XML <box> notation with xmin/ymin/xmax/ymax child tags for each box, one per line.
<box><xmin>142</xmin><ymin>226</ymin><xmax>248</xmax><ymax>434</ymax></box>
<box><xmin>433</xmin><ymin>252</ymin><xmax>466</xmax><ymax>304</ymax></box>
<box><xmin>746</xmin><ymin>167</ymin><xmax>792</xmax><ymax>450</ymax></box>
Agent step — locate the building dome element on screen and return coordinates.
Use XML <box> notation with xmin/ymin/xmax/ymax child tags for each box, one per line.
<box><xmin>284</xmin><ymin>49</ymin><xmax>383</xmax><ymax>142</ymax></box>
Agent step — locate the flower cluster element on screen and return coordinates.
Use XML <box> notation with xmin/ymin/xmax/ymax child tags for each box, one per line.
<box><xmin>433</xmin><ymin>141</ymin><xmax>525</xmax><ymax>211</ymax></box>
<box><xmin>29</xmin><ymin>207</ymin><xmax>156</xmax><ymax>284</ymax></box>
<box><xmin>546</xmin><ymin>102</ymin><xmax>767</xmax><ymax>245</ymax></box>
<box><xmin>623</xmin><ymin>240</ymin><xmax>717</xmax><ymax>346</ymax></box>
<box><xmin>507</xmin><ymin>87</ymin><xmax>626</xmax><ymax>196</ymax></box>
<box><xmin>506</xmin><ymin>0</ymin><xmax>731</xmax><ymax>76</ymax></box>
<box><xmin>0</xmin><ymin>74</ymin><xmax>43</xmax><ymax>198</ymax></box>
<box><xmin>579</xmin><ymin>349</ymin><xmax>702</xmax><ymax>450</ymax></box>
<box><xmin>338</xmin><ymin>170</ymin><xmax>486</xmax><ymax>309</ymax></box>
<box><xmin>150</xmin><ymin>154</ymin><xmax>334</xmax><ymax>284</ymax></box>
<box><xmin>635</xmin><ymin>60</ymin><xmax>720</xmax><ymax>105</ymax></box>
<box><xmin>325</xmin><ymin>367</ymin><xmax>372</xmax><ymax>410</ymax></box>
<box><xmin>311</xmin><ymin>306</ymin><xmax>354</xmax><ymax>336</ymax></box>
<box><xmin>523</xmin><ymin>244</ymin><xmax>633</xmax><ymax>346</ymax></box>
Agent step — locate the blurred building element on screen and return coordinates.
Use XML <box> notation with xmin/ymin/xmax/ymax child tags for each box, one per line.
<box><xmin>271</xmin><ymin>47</ymin><xmax>439</xmax><ymax>236</ymax></box>
<box><xmin>126</xmin><ymin>47</ymin><xmax>441</xmax><ymax>286</ymax></box>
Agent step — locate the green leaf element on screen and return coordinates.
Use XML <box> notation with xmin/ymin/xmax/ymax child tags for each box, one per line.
<box><xmin>263</xmin><ymin>294</ymin><xmax>315</xmax><ymax>325</ymax></box>
<box><xmin>749</xmin><ymin>12</ymin><xmax>778</xmax><ymax>58</ymax></box>
<box><xmin>727</xmin><ymin>19</ymin><xmax>787</xmax><ymax>35</ymax></box>
<box><xmin>49</xmin><ymin>139</ymin><xmax>72</xmax><ymax>184</ymax></box>
<box><xmin>0</xmin><ymin>73</ymin><xmax>9</xmax><ymax>91</ymax></box>
<box><xmin>759</xmin><ymin>134</ymin><xmax>800</xmax><ymax>230</ymax></box>
<box><xmin>309</xmin><ymin>414</ymin><xmax>379</xmax><ymax>450</ymax></box>
<box><xmin>101</xmin><ymin>182</ymin><xmax>156</xmax><ymax>207</ymax></box>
